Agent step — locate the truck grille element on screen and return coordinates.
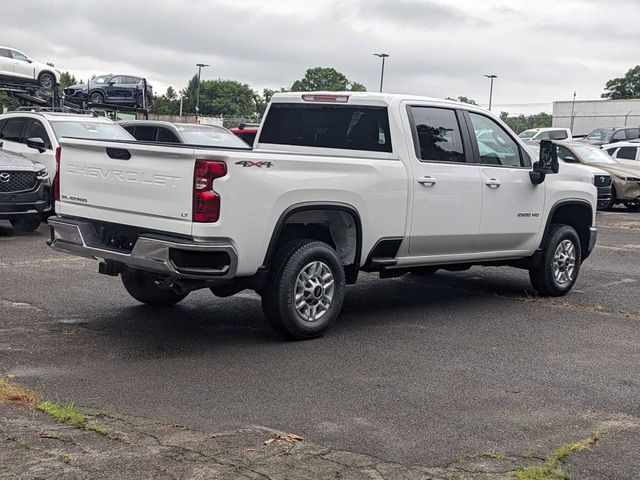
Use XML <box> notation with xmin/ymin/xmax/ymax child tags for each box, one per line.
<box><xmin>0</xmin><ymin>171</ymin><xmax>38</xmax><ymax>193</ymax></box>
<box><xmin>594</xmin><ymin>175</ymin><xmax>612</xmax><ymax>188</ymax></box>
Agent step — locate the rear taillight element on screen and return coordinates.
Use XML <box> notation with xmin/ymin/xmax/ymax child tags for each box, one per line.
<box><xmin>193</xmin><ymin>160</ymin><xmax>227</xmax><ymax>222</ymax></box>
<box><xmin>53</xmin><ymin>146</ymin><xmax>61</xmax><ymax>202</ymax></box>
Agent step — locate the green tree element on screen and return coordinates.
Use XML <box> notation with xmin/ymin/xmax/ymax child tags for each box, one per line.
<box><xmin>445</xmin><ymin>96</ymin><xmax>477</xmax><ymax>105</ymax></box>
<box><xmin>0</xmin><ymin>92</ymin><xmax>19</xmax><ymax>112</ymax></box>
<box><xmin>149</xmin><ymin>87</ymin><xmax>180</xmax><ymax>115</ymax></box>
<box><xmin>291</xmin><ymin>67</ymin><xmax>366</xmax><ymax>92</ymax></box>
<box><xmin>180</xmin><ymin>76</ymin><xmax>257</xmax><ymax>118</ymax></box>
<box><xmin>601</xmin><ymin>65</ymin><xmax>640</xmax><ymax>99</ymax></box>
<box><xmin>499</xmin><ymin>111</ymin><xmax>552</xmax><ymax>133</ymax></box>
<box><xmin>255</xmin><ymin>87</ymin><xmax>290</xmax><ymax>115</ymax></box>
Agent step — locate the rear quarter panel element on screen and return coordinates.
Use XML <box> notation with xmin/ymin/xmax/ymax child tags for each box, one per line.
<box><xmin>190</xmin><ymin>149</ymin><xmax>409</xmax><ymax>276</ymax></box>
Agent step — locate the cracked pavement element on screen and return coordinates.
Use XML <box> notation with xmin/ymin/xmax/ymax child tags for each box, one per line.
<box><xmin>2</xmin><ymin>209</ymin><xmax>640</xmax><ymax>479</ymax></box>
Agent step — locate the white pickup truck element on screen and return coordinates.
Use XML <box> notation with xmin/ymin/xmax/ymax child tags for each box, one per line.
<box><xmin>48</xmin><ymin>92</ymin><xmax>598</xmax><ymax>339</ymax></box>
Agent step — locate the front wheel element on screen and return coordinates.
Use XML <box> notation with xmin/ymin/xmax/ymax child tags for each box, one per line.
<box><xmin>89</xmin><ymin>91</ymin><xmax>105</xmax><ymax>104</ymax></box>
<box><xmin>10</xmin><ymin>216</ymin><xmax>41</xmax><ymax>233</ymax></box>
<box><xmin>121</xmin><ymin>269</ymin><xmax>188</xmax><ymax>307</ymax></box>
<box><xmin>261</xmin><ymin>239</ymin><xmax>346</xmax><ymax>340</ymax></box>
<box><xmin>529</xmin><ymin>224</ymin><xmax>581</xmax><ymax>297</ymax></box>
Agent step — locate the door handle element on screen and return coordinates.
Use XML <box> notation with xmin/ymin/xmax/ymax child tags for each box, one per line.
<box><xmin>485</xmin><ymin>178</ymin><xmax>501</xmax><ymax>188</ymax></box>
<box><xmin>417</xmin><ymin>176</ymin><xmax>437</xmax><ymax>186</ymax></box>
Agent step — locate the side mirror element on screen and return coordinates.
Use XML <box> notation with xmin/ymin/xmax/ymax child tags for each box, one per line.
<box><xmin>26</xmin><ymin>137</ymin><xmax>46</xmax><ymax>153</ymax></box>
<box><xmin>108</xmin><ymin>81</ymin><xmax>115</xmax><ymax>86</ymax></box>
<box><xmin>530</xmin><ymin>140</ymin><xmax>559</xmax><ymax>185</ymax></box>
<box><xmin>563</xmin><ymin>155</ymin><xmax>578</xmax><ymax>163</ymax></box>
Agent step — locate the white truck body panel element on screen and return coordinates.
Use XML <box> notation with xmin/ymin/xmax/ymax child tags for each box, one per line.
<box><xmin>53</xmin><ymin>92</ymin><xmax>597</xmax><ymax>278</ymax></box>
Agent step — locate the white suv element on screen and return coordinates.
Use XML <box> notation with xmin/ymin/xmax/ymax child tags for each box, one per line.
<box><xmin>0</xmin><ymin>111</ymin><xmax>134</xmax><ymax>179</ymax></box>
<box><xmin>0</xmin><ymin>46</ymin><xmax>61</xmax><ymax>88</ymax></box>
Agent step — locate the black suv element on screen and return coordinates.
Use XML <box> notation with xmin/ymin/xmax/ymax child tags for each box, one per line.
<box><xmin>64</xmin><ymin>74</ymin><xmax>153</xmax><ymax>108</ymax></box>
<box><xmin>0</xmin><ymin>146</ymin><xmax>51</xmax><ymax>232</ymax></box>
<box><xmin>579</xmin><ymin>127</ymin><xmax>640</xmax><ymax>146</ymax></box>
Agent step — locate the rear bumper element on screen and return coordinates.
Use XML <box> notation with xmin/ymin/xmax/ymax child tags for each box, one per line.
<box><xmin>48</xmin><ymin>217</ymin><xmax>238</xmax><ymax>280</ymax></box>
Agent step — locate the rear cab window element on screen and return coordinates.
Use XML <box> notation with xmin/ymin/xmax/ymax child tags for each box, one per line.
<box><xmin>259</xmin><ymin>103</ymin><xmax>392</xmax><ymax>153</ymax></box>
<box><xmin>406</xmin><ymin>106</ymin><xmax>467</xmax><ymax>163</ymax></box>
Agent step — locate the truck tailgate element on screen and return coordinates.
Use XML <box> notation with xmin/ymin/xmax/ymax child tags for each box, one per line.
<box><xmin>57</xmin><ymin>138</ymin><xmax>196</xmax><ymax>235</ymax></box>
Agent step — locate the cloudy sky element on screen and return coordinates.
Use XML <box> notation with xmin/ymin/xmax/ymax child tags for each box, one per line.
<box><xmin>3</xmin><ymin>0</ymin><xmax>638</xmax><ymax>114</ymax></box>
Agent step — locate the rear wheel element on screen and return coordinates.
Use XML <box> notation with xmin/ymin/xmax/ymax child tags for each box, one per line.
<box><xmin>261</xmin><ymin>239</ymin><xmax>345</xmax><ymax>340</ymax></box>
<box><xmin>10</xmin><ymin>216</ymin><xmax>41</xmax><ymax>232</ymax></box>
<box><xmin>121</xmin><ymin>269</ymin><xmax>188</xmax><ymax>307</ymax></box>
<box><xmin>529</xmin><ymin>224</ymin><xmax>581</xmax><ymax>297</ymax></box>
<box><xmin>37</xmin><ymin>72</ymin><xmax>55</xmax><ymax>88</ymax></box>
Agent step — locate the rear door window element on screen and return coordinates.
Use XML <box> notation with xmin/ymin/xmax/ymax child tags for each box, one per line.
<box><xmin>25</xmin><ymin>119</ymin><xmax>52</xmax><ymax>149</ymax></box>
<box><xmin>131</xmin><ymin>126</ymin><xmax>157</xmax><ymax>142</ymax></box>
<box><xmin>259</xmin><ymin>103</ymin><xmax>392</xmax><ymax>153</ymax></box>
<box><xmin>156</xmin><ymin>127</ymin><xmax>180</xmax><ymax>143</ymax></box>
<box><xmin>0</xmin><ymin>117</ymin><xmax>26</xmax><ymax>142</ymax></box>
<box><xmin>407</xmin><ymin>106</ymin><xmax>466</xmax><ymax>163</ymax></box>
<box><xmin>616</xmin><ymin>146</ymin><xmax>638</xmax><ymax>160</ymax></box>
<box><xmin>625</xmin><ymin>128</ymin><xmax>640</xmax><ymax>140</ymax></box>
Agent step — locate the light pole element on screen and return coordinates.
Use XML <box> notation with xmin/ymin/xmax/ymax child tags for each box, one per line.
<box><xmin>484</xmin><ymin>74</ymin><xmax>497</xmax><ymax>111</ymax></box>
<box><xmin>195</xmin><ymin>63</ymin><xmax>209</xmax><ymax>122</ymax></box>
<box><xmin>569</xmin><ymin>91</ymin><xmax>576</xmax><ymax>132</ymax></box>
<box><xmin>374</xmin><ymin>53</ymin><xmax>389</xmax><ymax>93</ymax></box>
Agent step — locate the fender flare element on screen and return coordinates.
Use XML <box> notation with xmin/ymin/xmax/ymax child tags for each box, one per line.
<box><xmin>539</xmin><ymin>199</ymin><xmax>593</xmax><ymax>250</ymax></box>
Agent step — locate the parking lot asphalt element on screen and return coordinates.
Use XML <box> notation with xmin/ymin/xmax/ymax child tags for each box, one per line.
<box><xmin>2</xmin><ymin>210</ymin><xmax>640</xmax><ymax>479</ymax></box>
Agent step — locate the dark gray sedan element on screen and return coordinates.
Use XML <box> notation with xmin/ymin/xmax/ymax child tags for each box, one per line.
<box><xmin>118</xmin><ymin>121</ymin><xmax>250</xmax><ymax>148</ymax></box>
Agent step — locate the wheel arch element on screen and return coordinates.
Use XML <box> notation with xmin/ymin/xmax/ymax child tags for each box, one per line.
<box><xmin>262</xmin><ymin>202</ymin><xmax>363</xmax><ymax>284</ymax></box>
<box><xmin>37</xmin><ymin>70</ymin><xmax>57</xmax><ymax>85</ymax></box>
<box><xmin>542</xmin><ymin>199</ymin><xmax>593</xmax><ymax>259</ymax></box>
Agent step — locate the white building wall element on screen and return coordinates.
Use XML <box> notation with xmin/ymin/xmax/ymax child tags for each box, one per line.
<box><xmin>552</xmin><ymin>99</ymin><xmax>640</xmax><ymax>136</ymax></box>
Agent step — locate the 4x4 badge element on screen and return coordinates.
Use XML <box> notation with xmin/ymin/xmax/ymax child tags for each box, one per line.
<box><xmin>235</xmin><ymin>161</ymin><xmax>273</xmax><ymax>168</ymax></box>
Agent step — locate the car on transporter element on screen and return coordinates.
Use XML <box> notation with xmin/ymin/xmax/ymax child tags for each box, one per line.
<box><xmin>64</xmin><ymin>74</ymin><xmax>154</xmax><ymax>108</ymax></box>
<box><xmin>0</xmin><ymin>46</ymin><xmax>60</xmax><ymax>88</ymax></box>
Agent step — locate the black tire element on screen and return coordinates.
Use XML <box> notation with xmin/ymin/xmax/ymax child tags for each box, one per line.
<box><xmin>529</xmin><ymin>224</ymin><xmax>581</xmax><ymax>297</ymax></box>
<box><xmin>261</xmin><ymin>239</ymin><xmax>346</xmax><ymax>340</ymax></box>
<box><xmin>89</xmin><ymin>91</ymin><xmax>105</xmax><ymax>104</ymax></box>
<box><xmin>623</xmin><ymin>199</ymin><xmax>640</xmax><ymax>211</ymax></box>
<box><xmin>10</xmin><ymin>216</ymin><xmax>41</xmax><ymax>232</ymax></box>
<box><xmin>121</xmin><ymin>269</ymin><xmax>188</xmax><ymax>307</ymax></box>
<box><xmin>37</xmin><ymin>72</ymin><xmax>55</xmax><ymax>88</ymax></box>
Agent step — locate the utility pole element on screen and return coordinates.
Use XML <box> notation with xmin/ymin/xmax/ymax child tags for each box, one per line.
<box><xmin>373</xmin><ymin>53</ymin><xmax>389</xmax><ymax>92</ymax></box>
<box><xmin>195</xmin><ymin>63</ymin><xmax>209</xmax><ymax>123</ymax></box>
<box><xmin>569</xmin><ymin>91</ymin><xmax>576</xmax><ymax>132</ymax></box>
<box><xmin>484</xmin><ymin>74</ymin><xmax>497</xmax><ymax>111</ymax></box>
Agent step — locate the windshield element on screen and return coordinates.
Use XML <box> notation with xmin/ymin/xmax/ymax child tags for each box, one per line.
<box><xmin>50</xmin><ymin>121</ymin><xmax>135</xmax><ymax>141</ymax></box>
<box><xmin>92</xmin><ymin>75</ymin><xmax>110</xmax><ymax>85</ymax></box>
<box><xmin>585</xmin><ymin>129</ymin><xmax>613</xmax><ymax>141</ymax></box>
<box><xmin>518</xmin><ymin>130</ymin><xmax>536</xmax><ymax>140</ymax></box>
<box><xmin>572</xmin><ymin>144</ymin><xmax>618</xmax><ymax>165</ymax></box>
<box><xmin>177</xmin><ymin>125</ymin><xmax>250</xmax><ymax>148</ymax></box>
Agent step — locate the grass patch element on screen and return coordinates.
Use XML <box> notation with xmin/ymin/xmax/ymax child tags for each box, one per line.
<box><xmin>86</xmin><ymin>420</ymin><xmax>112</xmax><ymax>437</ymax></box>
<box><xmin>60</xmin><ymin>453</ymin><xmax>72</xmax><ymax>463</ymax></box>
<box><xmin>515</xmin><ymin>432</ymin><xmax>602</xmax><ymax>480</ymax></box>
<box><xmin>0</xmin><ymin>378</ymin><xmax>37</xmax><ymax>404</ymax></box>
<box><xmin>481</xmin><ymin>450</ymin><xmax>505</xmax><ymax>459</ymax></box>
<box><xmin>35</xmin><ymin>401</ymin><xmax>86</xmax><ymax>429</ymax></box>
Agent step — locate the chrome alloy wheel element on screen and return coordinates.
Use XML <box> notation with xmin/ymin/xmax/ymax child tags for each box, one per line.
<box><xmin>552</xmin><ymin>239</ymin><xmax>576</xmax><ymax>285</ymax></box>
<box><xmin>39</xmin><ymin>73</ymin><xmax>54</xmax><ymax>88</ymax></box>
<box><xmin>294</xmin><ymin>261</ymin><xmax>335</xmax><ymax>322</ymax></box>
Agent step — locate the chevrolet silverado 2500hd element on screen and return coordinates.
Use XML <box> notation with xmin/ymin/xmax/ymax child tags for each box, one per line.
<box><xmin>48</xmin><ymin>92</ymin><xmax>598</xmax><ymax>339</ymax></box>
